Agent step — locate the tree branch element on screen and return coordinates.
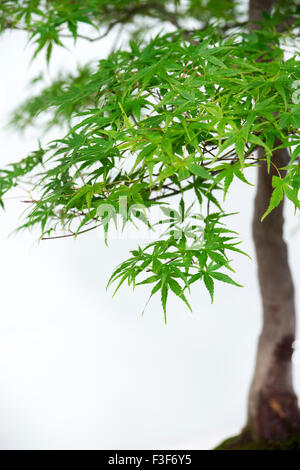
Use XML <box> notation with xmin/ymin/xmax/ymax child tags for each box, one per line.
<box><xmin>4</xmin><ymin>2</ymin><xmax>183</xmax><ymax>43</ymax></box>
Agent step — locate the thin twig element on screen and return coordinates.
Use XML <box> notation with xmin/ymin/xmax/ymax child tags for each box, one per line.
<box><xmin>41</xmin><ymin>223</ymin><xmax>101</xmax><ymax>240</ymax></box>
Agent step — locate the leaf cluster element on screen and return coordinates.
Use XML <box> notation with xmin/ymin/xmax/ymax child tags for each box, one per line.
<box><xmin>0</xmin><ymin>3</ymin><xmax>299</xmax><ymax>319</ymax></box>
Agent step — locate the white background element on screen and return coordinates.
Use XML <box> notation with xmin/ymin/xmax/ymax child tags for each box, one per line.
<box><xmin>0</xmin><ymin>28</ymin><xmax>299</xmax><ymax>450</ymax></box>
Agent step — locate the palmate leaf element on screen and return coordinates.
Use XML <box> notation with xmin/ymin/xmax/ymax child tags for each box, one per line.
<box><xmin>106</xmin><ymin>211</ymin><xmax>246</xmax><ymax>320</ymax></box>
<box><xmin>0</xmin><ymin>147</ymin><xmax>45</xmax><ymax>206</ymax></box>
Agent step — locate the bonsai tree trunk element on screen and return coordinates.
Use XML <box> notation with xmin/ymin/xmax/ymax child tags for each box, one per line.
<box><xmin>247</xmin><ymin>147</ymin><xmax>300</xmax><ymax>441</ymax></box>
<box><xmin>218</xmin><ymin>147</ymin><xmax>300</xmax><ymax>449</ymax></box>
<box><xmin>246</xmin><ymin>0</ymin><xmax>300</xmax><ymax>443</ymax></box>
<box><xmin>217</xmin><ymin>0</ymin><xmax>300</xmax><ymax>449</ymax></box>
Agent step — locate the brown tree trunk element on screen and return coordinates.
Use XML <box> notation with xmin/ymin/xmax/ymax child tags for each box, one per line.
<box><xmin>247</xmin><ymin>147</ymin><xmax>300</xmax><ymax>441</ymax></box>
<box><xmin>246</xmin><ymin>0</ymin><xmax>300</xmax><ymax>442</ymax></box>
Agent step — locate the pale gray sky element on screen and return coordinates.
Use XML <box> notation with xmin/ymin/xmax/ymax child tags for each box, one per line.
<box><xmin>0</xmin><ymin>28</ymin><xmax>299</xmax><ymax>450</ymax></box>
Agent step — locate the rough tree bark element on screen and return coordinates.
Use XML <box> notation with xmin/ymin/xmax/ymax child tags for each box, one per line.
<box><xmin>246</xmin><ymin>0</ymin><xmax>300</xmax><ymax>442</ymax></box>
